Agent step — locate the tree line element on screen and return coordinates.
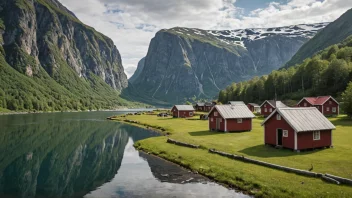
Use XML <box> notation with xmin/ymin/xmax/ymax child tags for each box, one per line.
<box><xmin>218</xmin><ymin>36</ymin><xmax>352</xmax><ymax>109</ymax></box>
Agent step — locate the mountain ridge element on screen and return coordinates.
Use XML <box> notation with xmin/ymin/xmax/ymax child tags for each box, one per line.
<box><xmin>128</xmin><ymin>23</ymin><xmax>328</xmax><ymax>104</ymax></box>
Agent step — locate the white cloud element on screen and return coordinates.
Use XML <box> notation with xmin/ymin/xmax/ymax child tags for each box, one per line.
<box><xmin>57</xmin><ymin>0</ymin><xmax>352</xmax><ymax>78</ymax></box>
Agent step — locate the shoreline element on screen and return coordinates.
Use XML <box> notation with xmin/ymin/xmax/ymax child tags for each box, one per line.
<box><xmin>110</xmin><ymin>114</ymin><xmax>352</xmax><ymax>197</ymax></box>
<box><xmin>114</xmin><ymin>118</ymin><xmax>254</xmax><ymax>196</ymax></box>
<box><xmin>137</xmin><ymin>149</ymin><xmax>252</xmax><ymax>197</ymax></box>
<box><xmin>0</xmin><ymin>108</ymin><xmax>156</xmax><ymax>116</ymax></box>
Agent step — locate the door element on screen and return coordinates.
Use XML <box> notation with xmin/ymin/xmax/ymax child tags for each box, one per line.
<box><xmin>277</xmin><ymin>129</ymin><xmax>283</xmax><ymax>146</ymax></box>
<box><xmin>216</xmin><ymin>118</ymin><xmax>221</xmax><ymax>131</ymax></box>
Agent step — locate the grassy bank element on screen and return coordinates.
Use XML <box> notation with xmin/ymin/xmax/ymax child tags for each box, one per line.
<box><xmin>113</xmin><ymin>113</ymin><xmax>352</xmax><ymax>197</ymax></box>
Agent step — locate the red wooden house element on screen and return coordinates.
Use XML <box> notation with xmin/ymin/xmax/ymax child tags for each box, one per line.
<box><xmin>260</xmin><ymin>100</ymin><xmax>287</xmax><ymax>117</ymax></box>
<box><xmin>247</xmin><ymin>103</ymin><xmax>260</xmax><ymax>113</ymax></box>
<box><xmin>171</xmin><ymin>105</ymin><xmax>195</xmax><ymax>118</ymax></box>
<box><xmin>195</xmin><ymin>102</ymin><xmax>215</xmax><ymax>112</ymax></box>
<box><xmin>297</xmin><ymin>96</ymin><xmax>339</xmax><ymax>116</ymax></box>
<box><xmin>208</xmin><ymin>104</ymin><xmax>255</xmax><ymax>132</ymax></box>
<box><xmin>261</xmin><ymin>107</ymin><xmax>335</xmax><ymax>151</ymax></box>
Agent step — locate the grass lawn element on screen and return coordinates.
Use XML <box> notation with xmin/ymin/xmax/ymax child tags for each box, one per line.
<box><xmin>113</xmin><ymin>113</ymin><xmax>352</xmax><ymax>197</ymax></box>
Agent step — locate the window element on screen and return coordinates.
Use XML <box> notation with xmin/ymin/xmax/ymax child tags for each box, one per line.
<box><xmin>269</xmin><ymin>108</ymin><xmax>273</xmax><ymax>112</ymax></box>
<box><xmin>313</xmin><ymin>131</ymin><xmax>320</xmax><ymax>140</ymax></box>
<box><xmin>327</xmin><ymin>107</ymin><xmax>330</xmax><ymax>112</ymax></box>
<box><xmin>264</xmin><ymin>108</ymin><xmax>267</xmax><ymax>112</ymax></box>
<box><xmin>276</xmin><ymin>114</ymin><xmax>281</xmax><ymax>120</ymax></box>
<box><xmin>264</xmin><ymin>104</ymin><xmax>267</xmax><ymax>107</ymax></box>
<box><xmin>283</xmin><ymin>130</ymin><xmax>288</xmax><ymax>137</ymax></box>
<box><xmin>214</xmin><ymin>112</ymin><xmax>218</xmax><ymax>116</ymax></box>
<box><xmin>329</xmin><ymin>101</ymin><xmax>332</xmax><ymax>104</ymax></box>
<box><xmin>332</xmin><ymin>107</ymin><xmax>337</xmax><ymax>113</ymax></box>
<box><xmin>189</xmin><ymin>112</ymin><xmax>193</xmax><ymax>116</ymax></box>
<box><xmin>237</xmin><ymin>118</ymin><xmax>242</xmax><ymax>123</ymax></box>
<box><xmin>304</xmin><ymin>103</ymin><xmax>307</xmax><ymax>107</ymax></box>
<box><xmin>211</xmin><ymin>118</ymin><xmax>213</xmax><ymax>122</ymax></box>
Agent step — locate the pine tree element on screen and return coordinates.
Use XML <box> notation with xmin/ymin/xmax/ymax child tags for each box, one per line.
<box><xmin>342</xmin><ymin>82</ymin><xmax>352</xmax><ymax>117</ymax></box>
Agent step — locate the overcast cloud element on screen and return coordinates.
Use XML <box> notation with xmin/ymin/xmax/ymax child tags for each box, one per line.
<box><xmin>57</xmin><ymin>0</ymin><xmax>352</xmax><ymax>78</ymax></box>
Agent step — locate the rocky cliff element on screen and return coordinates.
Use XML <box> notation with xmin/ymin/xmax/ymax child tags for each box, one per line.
<box><xmin>0</xmin><ymin>0</ymin><xmax>132</xmax><ymax>111</ymax></box>
<box><xmin>285</xmin><ymin>8</ymin><xmax>352</xmax><ymax>67</ymax></box>
<box><xmin>129</xmin><ymin>23</ymin><xmax>328</xmax><ymax>104</ymax></box>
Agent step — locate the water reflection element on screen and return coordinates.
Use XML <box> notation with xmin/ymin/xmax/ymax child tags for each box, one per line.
<box><xmin>0</xmin><ymin>112</ymin><xmax>248</xmax><ymax>198</ymax></box>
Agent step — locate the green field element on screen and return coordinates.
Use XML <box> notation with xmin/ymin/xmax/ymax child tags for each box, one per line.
<box><xmin>113</xmin><ymin>113</ymin><xmax>352</xmax><ymax>197</ymax></box>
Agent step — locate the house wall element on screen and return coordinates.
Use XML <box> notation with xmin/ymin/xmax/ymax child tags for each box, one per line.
<box><xmin>264</xmin><ymin>112</ymin><xmax>295</xmax><ymax>149</ymax></box>
<box><xmin>171</xmin><ymin>106</ymin><xmax>194</xmax><ymax>118</ymax></box>
<box><xmin>322</xmin><ymin>98</ymin><xmax>339</xmax><ymax>116</ymax></box>
<box><xmin>227</xmin><ymin>118</ymin><xmax>252</xmax><ymax>132</ymax></box>
<box><xmin>261</xmin><ymin>102</ymin><xmax>275</xmax><ymax>117</ymax></box>
<box><xmin>208</xmin><ymin>109</ymin><xmax>225</xmax><ymax>131</ymax></box>
<box><xmin>247</xmin><ymin>104</ymin><xmax>254</xmax><ymax>112</ymax></box>
<box><xmin>297</xmin><ymin>130</ymin><xmax>332</xmax><ymax>150</ymax></box>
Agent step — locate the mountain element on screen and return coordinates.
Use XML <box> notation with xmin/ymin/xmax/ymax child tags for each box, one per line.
<box><xmin>0</xmin><ymin>0</ymin><xmax>135</xmax><ymax>112</ymax></box>
<box><xmin>129</xmin><ymin>23</ymin><xmax>328</xmax><ymax>104</ymax></box>
<box><xmin>129</xmin><ymin>57</ymin><xmax>145</xmax><ymax>84</ymax></box>
<box><xmin>285</xmin><ymin>8</ymin><xmax>352</xmax><ymax>67</ymax></box>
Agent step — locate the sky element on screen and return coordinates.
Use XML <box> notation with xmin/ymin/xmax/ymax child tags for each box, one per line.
<box><xmin>57</xmin><ymin>0</ymin><xmax>352</xmax><ymax>78</ymax></box>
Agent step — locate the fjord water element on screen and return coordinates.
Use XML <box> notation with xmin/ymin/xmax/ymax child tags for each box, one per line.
<box><xmin>0</xmin><ymin>111</ymin><xmax>248</xmax><ymax>198</ymax></box>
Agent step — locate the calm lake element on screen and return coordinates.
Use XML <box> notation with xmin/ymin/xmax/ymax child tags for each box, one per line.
<box><xmin>0</xmin><ymin>111</ymin><xmax>249</xmax><ymax>198</ymax></box>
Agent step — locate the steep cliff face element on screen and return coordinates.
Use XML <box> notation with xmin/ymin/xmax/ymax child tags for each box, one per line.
<box><xmin>130</xmin><ymin>23</ymin><xmax>328</xmax><ymax>103</ymax></box>
<box><xmin>285</xmin><ymin>8</ymin><xmax>352</xmax><ymax>67</ymax></box>
<box><xmin>1</xmin><ymin>0</ymin><xmax>127</xmax><ymax>89</ymax></box>
<box><xmin>129</xmin><ymin>57</ymin><xmax>145</xmax><ymax>84</ymax></box>
<box><xmin>0</xmin><ymin>0</ymin><xmax>132</xmax><ymax>111</ymax></box>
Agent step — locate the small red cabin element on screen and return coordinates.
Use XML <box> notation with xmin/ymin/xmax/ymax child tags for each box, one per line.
<box><xmin>297</xmin><ymin>96</ymin><xmax>339</xmax><ymax>116</ymax></box>
<box><xmin>247</xmin><ymin>103</ymin><xmax>260</xmax><ymax>113</ymax></box>
<box><xmin>208</xmin><ymin>104</ymin><xmax>255</xmax><ymax>132</ymax></box>
<box><xmin>195</xmin><ymin>102</ymin><xmax>215</xmax><ymax>112</ymax></box>
<box><xmin>260</xmin><ymin>100</ymin><xmax>287</xmax><ymax>117</ymax></box>
<box><xmin>171</xmin><ymin>105</ymin><xmax>195</xmax><ymax>118</ymax></box>
<box><xmin>261</xmin><ymin>107</ymin><xmax>335</xmax><ymax>151</ymax></box>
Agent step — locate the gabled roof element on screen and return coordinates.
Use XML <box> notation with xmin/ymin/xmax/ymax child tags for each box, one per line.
<box><xmin>228</xmin><ymin>101</ymin><xmax>245</xmax><ymax>105</ymax></box>
<box><xmin>260</xmin><ymin>100</ymin><xmax>287</xmax><ymax>108</ymax></box>
<box><xmin>204</xmin><ymin>102</ymin><xmax>214</xmax><ymax>106</ymax></box>
<box><xmin>173</xmin><ymin>105</ymin><xmax>195</xmax><ymax>111</ymax></box>
<box><xmin>262</xmin><ymin>108</ymin><xmax>335</xmax><ymax>132</ymax></box>
<box><xmin>299</xmin><ymin>96</ymin><xmax>339</xmax><ymax>106</ymax></box>
<box><xmin>209</xmin><ymin>105</ymin><xmax>255</xmax><ymax>119</ymax></box>
<box><xmin>196</xmin><ymin>102</ymin><xmax>205</xmax><ymax>106</ymax></box>
<box><xmin>248</xmin><ymin>103</ymin><xmax>260</xmax><ymax>107</ymax></box>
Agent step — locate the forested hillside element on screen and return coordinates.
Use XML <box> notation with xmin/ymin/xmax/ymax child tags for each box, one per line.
<box><xmin>0</xmin><ymin>0</ymin><xmax>139</xmax><ymax>112</ymax></box>
<box><xmin>218</xmin><ymin>36</ymin><xmax>352</xmax><ymax>104</ymax></box>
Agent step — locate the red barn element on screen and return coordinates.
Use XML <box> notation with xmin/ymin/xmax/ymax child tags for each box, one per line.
<box><xmin>247</xmin><ymin>103</ymin><xmax>260</xmax><ymax>113</ymax></box>
<box><xmin>261</xmin><ymin>107</ymin><xmax>335</xmax><ymax>151</ymax></box>
<box><xmin>297</xmin><ymin>96</ymin><xmax>339</xmax><ymax>116</ymax></box>
<box><xmin>260</xmin><ymin>100</ymin><xmax>287</xmax><ymax>117</ymax></box>
<box><xmin>171</xmin><ymin>105</ymin><xmax>195</xmax><ymax>118</ymax></box>
<box><xmin>208</xmin><ymin>105</ymin><xmax>255</xmax><ymax>132</ymax></box>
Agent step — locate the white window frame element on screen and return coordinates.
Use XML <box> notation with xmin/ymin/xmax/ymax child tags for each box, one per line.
<box><xmin>332</xmin><ymin>107</ymin><xmax>336</xmax><ymax>113</ymax></box>
<box><xmin>283</xmin><ymin>130</ymin><xmax>288</xmax><ymax>137</ymax></box>
<box><xmin>237</xmin><ymin>118</ymin><xmax>242</xmax><ymax>123</ymax></box>
<box><xmin>264</xmin><ymin>104</ymin><xmax>267</xmax><ymax>108</ymax></box>
<box><xmin>269</xmin><ymin>108</ymin><xmax>273</xmax><ymax>112</ymax></box>
<box><xmin>264</xmin><ymin>108</ymin><xmax>267</xmax><ymax>112</ymax></box>
<box><xmin>211</xmin><ymin>118</ymin><xmax>213</xmax><ymax>122</ymax></box>
<box><xmin>326</xmin><ymin>107</ymin><xmax>330</xmax><ymax>112</ymax></box>
<box><xmin>313</xmin><ymin>131</ymin><xmax>320</xmax><ymax>141</ymax></box>
<box><xmin>304</xmin><ymin>103</ymin><xmax>307</xmax><ymax>107</ymax></box>
<box><xmin>276</xmin><ymin>114</ymin><xmax>281</xmax><ymax>120</ymax></box>
<box><xmin>214</xmin><ymin>112</ymin><xmax>218</xmax><ymax>116</ymax></box>
<box><xmin>189</xmin><ymin>112</ymin><xmax>193</xmax><ymax>116</ymax></box>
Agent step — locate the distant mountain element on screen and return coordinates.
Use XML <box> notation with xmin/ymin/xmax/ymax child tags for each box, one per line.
<box><xmin>128</xmin><ymin>23</ymin><xmax>328</xmax><ymax>104</ymax></box>
<box><xmin>285</xmin><ymin>8</ymin><xmax>352</xmax><ymax>67</ymax></box>
<box><xmin>0</xmin><ymin>0</ymin><xmax>136</xmax><ymax>111</ymax></box>
<box><xmin>129</xmin><ymin>57</ymin><xmax>145</xmax><ymax>84</ymax></box>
